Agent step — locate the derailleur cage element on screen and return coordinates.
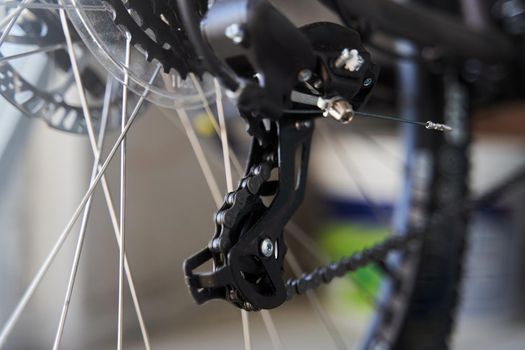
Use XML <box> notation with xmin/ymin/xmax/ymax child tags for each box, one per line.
<box><xmin>184</xmin><ymin>118</ymin><xmax>314</xmax><ymax>311</ymax></box>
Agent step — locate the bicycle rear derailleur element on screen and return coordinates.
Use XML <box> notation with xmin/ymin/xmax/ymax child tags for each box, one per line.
<box><xmin>183</xmin><ymin>0</ymin><xmax>378</xmax><ymax>311</ymax></box>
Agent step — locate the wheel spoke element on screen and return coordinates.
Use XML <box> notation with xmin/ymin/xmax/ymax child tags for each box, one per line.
<box><xmin>189</xmin><ymin>73</ymin><xmax>243</xmax><ymax>175</ymax></box>
<box><xmin>174</xmin><ymin>108</ymin><xmax>254</xmax><ymax>349</ymax></box>
<box><xmin>317</xmin><ymin>125</ymin><xmax>390</xmax><ymax>228</ymax></box>
<box><xmin>52</xmin><ymin>78</ymin><xmax>113</xmax><ymax>350</ymax></box>
<box><xmin>175</xmin><ymin>108</ymin><xmax>223</xmax><ymax>206</ymax></box>
<box><xmin>117</xmin><ymin>34</ymin><xmax>131</xmax><ymax>350</ymax></box>
<box><xmin>0</xmin><ymin>1</ymin><xmax>107</xmax><ymax>11</ymax></box>
<box><xmin>59</xmin><ymin>5</ymin><xmax>154</xmax><ymax>348</ymax></box>
<box><xmin>0</xmin><ymin>1</ymin><xmax>27</xmax><ymax>30</ymax></box>
<box><xmin>0</xmin><ymin>0</ymin><xmax>28</xmax><ymax>48</ymax></box>
<box><xmin>167</xmin><ymin>109</ymin><xmax>251</xmax><ymax>350</ymax></box>
<box><xmin>215</xmin><ymin>78</ymin><xmax>234</xmax><ymax>192</ymax></box>
<box><xmin>0</xmin><ymin>44</ymin><xmax>66</xmax><ymax>64</ymax></box>
<box><xmin>241</xmin><ymin>310</ymin><xmax>252</xmax><ymax>350</ymax></box>
<box><xmin>286</xmin><ymin>222</ymin><xmax>327</xmax><ymax>263</ymax></box>
<box><xmin>260</xmin><ymin>310</ymin><xmax>284</xmax><ymax>350</ymax></box>
<box><xmin>286</xmin><ymin>250</ymin><xmax>348</xmax><ymax>350</ymax></box>
<box><xmin>0</xmin><ymin>61</ymin><xmax>160</xmax><ymax>350</ymax></box>
<box><xmin>213</xmin><ymin>80</ymin><xmax>254</xmax><ymax>350</ymax></box>
<box><xmin>354</xmin><ymin>129</ymin><xmax>404</xmax><ymax>172</ymax></box>
<box><xmin>176</xmin><ymin>78</ymin><xmax>279</xmax><ymax>350</ymax></box>
<box><xmin>60</xmin><ymin>7</ymin><xmax>152</xmax><ymax>348</ymax></box>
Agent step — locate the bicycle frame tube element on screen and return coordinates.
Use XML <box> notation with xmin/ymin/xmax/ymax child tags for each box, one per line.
<box><xmin>320</xmin><ymin>0</ymin><xmax>515</xmax><ymax>63</ymax></box>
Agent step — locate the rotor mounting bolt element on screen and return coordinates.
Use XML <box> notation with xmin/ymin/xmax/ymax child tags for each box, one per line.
<box><xmin>225</xmin><ymin>23</ymin><xmax>245</xmax><ymax>44</ymax></box>
<box><xmin>298</xmin><ymin>69</ymin><xmax>313</xmax><ymax>82</ymax></box>
<box><xmin>260</xmin><ymin>238</ymin><xmax>275</xmax><ymax>258</ymax></box>
<box><xmin>334</xmin><ymin>48</ymin><xmax>365</xmax><ymax>72</ymax></box>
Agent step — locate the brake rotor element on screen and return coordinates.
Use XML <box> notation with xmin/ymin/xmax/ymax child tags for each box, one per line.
<box><xmin>0</xmin><ymin>8</ymin><xmax>122</xmax><ymax>134</ymax></box>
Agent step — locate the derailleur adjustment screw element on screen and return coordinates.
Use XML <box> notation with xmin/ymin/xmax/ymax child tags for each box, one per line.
<box><xmin>295</xmin><ymin>120</ymin><xmax>313</xmax><ymax>130</ymax></box>
<box><xmin>317</xmin><ymin>96</ymin><xmax>355</xmax><ymax>124</ymax></box>
<box><xmin>334</xmin><ymin>48</ymin><xmax>365</xmax><ymax>72</ymax></box>
<box><xmin>313</xmin><ymin>80</ymin><xmax>323</xmax><ymax>90</ymax></box>
<box><xmin>260</xmin><ymin>238</ymin><xmax>275</xmax><ymax>258</ymax></box>
<box><xmin>298</xmin><ymin>69</ymin><xmax>313</xmax><ymax>82</ymax></box>
<box><xmin>225</xmin><ymin>23</ymin><xmax>245</xmax><ymax>44</ymax></box>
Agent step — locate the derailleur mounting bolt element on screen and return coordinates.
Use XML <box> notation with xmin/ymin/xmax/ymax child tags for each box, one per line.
<box><xmin>260</xmin><ymin>238</ymin><xmax>275</xmax><ymax>258</ymax></box>
<box><xmin>225</xmin><ymin>23</ymin><xmax>245</xmax><ymax>44</ymax></box>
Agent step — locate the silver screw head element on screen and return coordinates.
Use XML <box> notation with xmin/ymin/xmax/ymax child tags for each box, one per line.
<box><xmin>335</xmin><ymin>48</ymin><xmax>365</xmax><ymax>72</ymax></box>
<box><xmin>260</xmin><ymin>238</ymin><xmax>274</xmax><ymax>258</ymax></box>
<box><xmin>225</xmin><ymin>23</ymin><xmax>245</xmax><ymax>44</ymax></box>
<box><xmin>297</xmin><ymin>69</ymin><xmax>313</xmax><ymax>82</ymax></box>
<box><xmin>363</xmin><ymin>77</ymin><xmax>373</xmax><ymax>87</ymax></box>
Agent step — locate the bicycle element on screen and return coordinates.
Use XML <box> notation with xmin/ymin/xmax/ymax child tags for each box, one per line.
<box><xmin>0</xmin><ymin>0</ymin><xmax>523</xmax><ymax>349</ymax></box>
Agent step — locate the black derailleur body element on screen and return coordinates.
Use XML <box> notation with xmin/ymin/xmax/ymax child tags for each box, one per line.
<box><xmin>201</xmin><ymin>0</ymin><xmax>378</xmax><ymax>140</ymax></box>
<box><xmin>184</xmin><ymin>119</ymin><xmax>314</xmax><ymax>311</ymax></box>
<box><xmin>183</xmin><ymin>0</ymin><xmax>379</xmax><ymax>311</ymax></box>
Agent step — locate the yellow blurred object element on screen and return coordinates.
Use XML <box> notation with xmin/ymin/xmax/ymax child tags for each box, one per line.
<box><xmin>194</xmin><ymin>112</ymin><xmax>216</xmax><ymax>137</ymax></box>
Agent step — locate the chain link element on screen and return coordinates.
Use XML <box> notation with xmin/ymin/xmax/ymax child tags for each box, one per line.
<box><xmin>285</xmin><ymin>231</ymin><xmax>422</xmax><ymax>299</ymax></box>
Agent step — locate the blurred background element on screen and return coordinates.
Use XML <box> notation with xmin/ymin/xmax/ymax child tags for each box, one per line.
<box><xmin>1</xmin><ymin>80</ymin><xmax>525</xmax><ymax>350</ymax></box>
<box><xmin>0</xmin><ymin>0</ymin><xmax>525</xmax><ymax>349</ymax></box>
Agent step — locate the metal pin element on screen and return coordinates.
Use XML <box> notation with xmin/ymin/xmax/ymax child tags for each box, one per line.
<box><xmin>289</xmin><ymin>91</ymin><xmax>453</xmax><ymax>132</ymax></box>
<box><xmin>425</xmin><ymin>121</ymin><xmax>453</xmax><ymax>132</ymax></box>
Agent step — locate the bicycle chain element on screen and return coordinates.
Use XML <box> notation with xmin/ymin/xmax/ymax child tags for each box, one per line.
<box><xmin>212</xmin><ymin>157</ymin><xmax>275</xmax><ymax>256</ymax></box>
<box><xmin>185</xmin><ymin>152</ymin><xmax>285</xmax><ymax>311</ymax></box>
<box><xmin>211</xmin><ymin>154</ymin><xmax>422</xmax><ymax>308</ymax></box>
<box><xmin>187</xmin><ymin>138</ymin><xmax>423</xmax><ymax>310</ymax></box>
<box><xmin>285</xmin><ymin>231</ymin><xmax>421</xmax><ymax>300</ymax></box>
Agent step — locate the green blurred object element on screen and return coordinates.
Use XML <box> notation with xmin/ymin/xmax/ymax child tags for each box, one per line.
<box><xmin>319</xmin><ymin>222</ymin><xmax>388</xmax><ymax>312</ymax></box>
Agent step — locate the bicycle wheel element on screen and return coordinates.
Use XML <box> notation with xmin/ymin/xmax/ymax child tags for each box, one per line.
<box><xmin>362</xmin><ymin>59</ymin><xmax>470</xmax><ymax>350</ymax></box>
<box><xmin>0</xmin><ymin>1</ymin><xmax>473</xmax><ymax>349</ymax></box>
